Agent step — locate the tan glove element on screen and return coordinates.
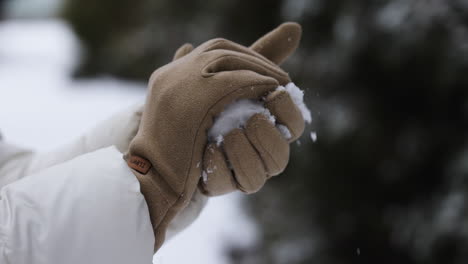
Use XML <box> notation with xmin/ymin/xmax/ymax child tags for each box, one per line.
<box><xmin>198</xmin><ymin>23</ymin><xmax>306</xmax><ymax>196</ymax></box>
<box><xmin>126</xmin><ymin>22</ymin><xmax>304</xmax><ymax>251</ymax></box>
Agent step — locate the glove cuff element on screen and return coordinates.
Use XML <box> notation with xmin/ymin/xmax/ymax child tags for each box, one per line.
<box><xmin>125</xmin><ymin>154</ymin><xmax>180</xmax><ymax>252</ymax></box>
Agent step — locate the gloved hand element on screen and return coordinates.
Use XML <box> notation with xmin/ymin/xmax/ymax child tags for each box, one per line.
<box><xmin>126</xmin><ymin>22</ymin><xmax>304</xmax><ymax>251</ymax></box>
<box><xmin>198</xmin><ymin>23</ymin><xmax>306</xmax><ymax>196</ymax></box>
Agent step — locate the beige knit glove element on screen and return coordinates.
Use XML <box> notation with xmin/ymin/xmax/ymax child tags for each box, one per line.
<box><xmin>126</xmin><ymin>22</ymin><xmax>304</xmax><ymax>251</ymax></box>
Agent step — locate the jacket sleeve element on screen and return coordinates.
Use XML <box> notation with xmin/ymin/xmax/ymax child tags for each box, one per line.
<box><xmin>0</xmin><ymin>147</ymin><xmax>155</xmax><ymax>264</ymax></box>
<box><xmin>0</xmin><ymin>104</ymin><xmax>208</xmax><ymax>241</ymax></box>
<box><xmin>0</xmin><ymin>103</ymin><xmax>143</xmax><ymax>187</ymax></box>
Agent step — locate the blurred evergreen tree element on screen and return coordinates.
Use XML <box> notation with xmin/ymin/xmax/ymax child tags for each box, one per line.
<box><xmin>62</xmin><ymin>0</ymin><xmax>148</xmax><ymax>78</ymax></box>
<box><xmin>63</xmin><ymin>0</ymin><xmax>231</xmax><ymax>79</ymax></box>
<box><xmin>0</xmin><ymin>0</ymin><xmax>5</xmax><ymax>20</ymax></box>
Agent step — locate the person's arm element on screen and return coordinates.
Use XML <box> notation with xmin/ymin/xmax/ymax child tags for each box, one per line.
<box><xmin>0</xmin><ymin>147</ymin><xmax>154</xmax><ymax>264</ymax></box>
<box><xmin>0</xmin><ymin>103</ymin><xmax>208</xmax><ymax>241</ymax></box>
<box><xmin>0</xmin><ymin>103</ymin><xmax>142</xmax><ymax>187</ymax></box>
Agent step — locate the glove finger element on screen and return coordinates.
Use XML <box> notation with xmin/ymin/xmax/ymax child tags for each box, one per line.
<box><xmin>203</xmin><ymin>50</ymin><xmax>290</xmax><ymax>85</ymax></box>
<box><xmin>224</xmin><ymin>128</ymin><xmax>267</xmax><ymax>194</ymax></box>
<box><xmin>201</xmin><ymin>38</ymin><xmax>277</xmax><ymax>68</ymax></box>
<box><xmin>207</xmin><ymin>70</ymin><xmax>279</xmax><ymax>103</ymax></box>
<box><xmin>173</xmin><ymin>43</ymin><xmax>194</xmax><ymax>61</ymax></box>
<box><xmin>198</xmin><ymin>70</ymin><xmax>279</xmax><ymax>135</ymax></box>
<box><xmin>245</xmin><ymin>113</ymin><xmax>290</xmax><ymax>177</ymax></box>
<box><xmin>199</xmin><ymin>143</ymin><xmax>237</xmax><ymax>196</ymax></box>
<box><xmin>264</xmin><ymin>90</ymin><xmax>305</xmax><ymax>142</ymax></box>
<box><xmin>250</xmin><ymin>22</ymin><xmax>302</xmax><ymax>65</ymax></box>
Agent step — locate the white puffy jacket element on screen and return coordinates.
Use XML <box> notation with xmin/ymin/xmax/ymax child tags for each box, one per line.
<box><xmin>0</xmin><ymin>104</ymin><xmax>208</xmax><ymax>264</ymax></box>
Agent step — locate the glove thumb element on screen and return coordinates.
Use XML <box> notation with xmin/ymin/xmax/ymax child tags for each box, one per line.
<box><xmin>173</xmin><ymin>43</ymin><xmax>194</xmax><ymax>61</ymax></box>
<box><xmin>250</xmin><ymin>22</ymin><xmax>302</xmax><ymax>65</ymax></box>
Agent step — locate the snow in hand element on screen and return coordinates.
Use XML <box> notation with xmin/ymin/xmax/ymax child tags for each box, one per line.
<box><xmin>208</xmin><ymin>82</ymin><xmax>312</xmax><ymax>143</ymax></box>
<box><xmin>277</xmin><ymin>82</ymin><xmax>312</xmax><ymax>124</ymax></box>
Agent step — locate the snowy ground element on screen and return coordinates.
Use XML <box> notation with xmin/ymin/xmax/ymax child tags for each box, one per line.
<box><xmin>0</xmin><ymin>19</ymin><xmax>257</xmax><ymax>264</ymax></box>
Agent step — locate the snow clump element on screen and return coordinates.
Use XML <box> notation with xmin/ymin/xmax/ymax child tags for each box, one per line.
<box><xmin>208</xmin><ymin>82</ymin><xmax>312</xmax><ymax>143</ymax></box>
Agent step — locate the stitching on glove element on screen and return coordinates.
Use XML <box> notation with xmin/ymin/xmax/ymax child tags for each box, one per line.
<box><xmin>203</xmin><ymin>39</ymin><xmax>279</xmax><ymax>67</ymax></box>
<box><xmin>201</xmin><ymin>54</ymin><xmax>287</xmax><ymax>78</ymax></box>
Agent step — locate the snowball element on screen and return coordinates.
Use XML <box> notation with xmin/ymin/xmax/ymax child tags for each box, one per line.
<box><xmin>277</xmin><ymin>124</ymin><xmax>292</xmax><ymax>140</ymax></box>
<box><xmin>208</xmin><ymin>99</ymin><xmax>274</xmax><ymax>141</ymax></box>
<box><xmin>207</xmin><ymin>82</ymin><xmax>312</xmax><ymax>143</ymax></box>
<box><xmin>277</xmin><ymin>83</ymin><xmax>312</xmax><ymax>123</ymax></box>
